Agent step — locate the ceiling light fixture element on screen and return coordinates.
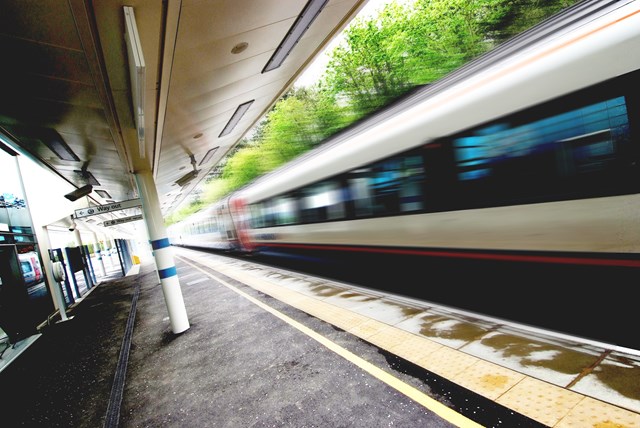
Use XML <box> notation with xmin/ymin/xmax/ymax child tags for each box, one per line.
<box><xmin>262</xmin><ymin>0</ymin><xmax>328</xmax><ymax>73</ymax></box>
<box><xmin>198</xmin><ymin>147</ymin><xmax>219</xmax><ymax>166</ymax></box>
<box><xmin>231</xmin><ymin>42</ymin><xmax>248</xmax><ymax>54</ymax></box>
<box><xmin>95</xmin><ymin>190</ymin><xmax>112</xmax><ymax>199</ymax></box>
<box><xmin>74</xmin><ymin>169</ymin><xmax>100</xmax><ymax>186</ymax></box>
<box><xmin>124</xmin><ymin>6</ymin><xmax>146</xmax><ymax>158</ymax></box>
<box><xmin>40</xmin><ymin>130</ymin><xmax>80</xmax><ymax>161</ymax></box>
<box><xmin>218</xmin><ymin>100</ymin><xmax>254</xmax><ymax>138</ymax></box>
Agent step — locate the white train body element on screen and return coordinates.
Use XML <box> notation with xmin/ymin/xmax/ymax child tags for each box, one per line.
<box><xmin>171</xmin><ymin>0</ymin><xmax>640</xmax><ymax>266</ymax></box>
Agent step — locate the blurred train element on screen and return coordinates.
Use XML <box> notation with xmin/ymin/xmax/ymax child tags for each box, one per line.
<box><xmin>169</xmin><ymin>1</ymin><xmax>640</xmax><ymax>348</ymax></box>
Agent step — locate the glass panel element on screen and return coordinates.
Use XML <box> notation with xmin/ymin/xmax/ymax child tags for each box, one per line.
<box><xmin>300</xmin><ymin>180</ymin><xmax>346</xmax><ymax>223</ymax></box>
<box><xmin>349</xmin><ymin>169</ymin><xmax>374</xmax><ymax>218</ymax></box>
<box><xmin>452</xmin><ymin>96</ymin><xmax>631</xmax><ymax>204</ymax></box>
<box><xmin>273</xmin><ymin>196</ymin><xmax>298</xmax><ymax>225</ymax></box>
<box><xmin>399</xmin><ymin>155</ymin><xmax>425</xmax><ymax>212</ymax></box>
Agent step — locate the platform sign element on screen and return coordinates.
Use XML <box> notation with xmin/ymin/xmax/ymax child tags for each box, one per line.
<box><xmin>74</xmin><ymin>199</ymin><xmax>141</xmax><ymax>219</ymax></box>
<box><xmin>103</xmin><ymin>214</ymin><xmax>143</xmax><ymax>227</ymax></box>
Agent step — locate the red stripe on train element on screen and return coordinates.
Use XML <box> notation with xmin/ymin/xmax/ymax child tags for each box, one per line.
<box><xmin>257</xmin><ymin>242</ymin><xmax>640</xmax><ymax>268</ymax></box>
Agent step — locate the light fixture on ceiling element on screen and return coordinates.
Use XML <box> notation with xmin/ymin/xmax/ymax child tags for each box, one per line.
<box><xmin>218</xmin><ymin>100</ymin><xmax>254</xmax><ymax>138</ymax></box>
<box><xmin>231</xmin><ymin>42</ymin><xmax>248</xmax><ymax>54</ymax></box>
<box><xmin>262</xmin><ymin>0</ymin><xmax>328</xmax><ymax>73</ymax></box>
<box><xmin>174</xmin><ymin>154</ymin><xmax>199</xmax><ymax>187</ymax></box>
<box><xmin>39</xmin><ymin>129</ymin><xmax>80</xmax><ymax>161</ymax></box>
<box><xmin>95</xmin><ymin>189</ymin><xmax>112</xmax><ymax>199</ymax></box>
<box><xmin>198</xmin><ymin>147</ymin><xmax>219</xmax><ymax>166</ymax></box>
<box><xmin>74</xmin><ymin>169</ymin><xmax>100</xmax><ymax>186</ymax></box>
<box><xmin>124</xmin><ymin>6</ymin><xmax>146</xmax><ymax>158</ymax></box>
<box><xmin>64</xmin><ymin>184</ymin><xmax>93</xmax><ymax>202</ymax></box>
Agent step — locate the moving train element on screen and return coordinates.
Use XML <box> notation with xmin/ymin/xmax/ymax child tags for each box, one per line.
<box><xmin>169</xmin><ymin>1</ymin><xmax>640</xmax><ymax>348</ymax></box>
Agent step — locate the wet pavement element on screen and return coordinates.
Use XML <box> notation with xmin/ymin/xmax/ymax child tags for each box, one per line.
<box><xmin>1</xmin><ymin>247</ymin><xmax>639</xmax><ymax>427</ymax></box>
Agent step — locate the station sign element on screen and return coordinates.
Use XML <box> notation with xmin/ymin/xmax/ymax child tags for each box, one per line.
<box><xmin>74</xmin><ymin>199</ymin><xmax>142</xmax><ymax>219</ymax></box>
<box><xmin>103</xmin><ymin>214</ymin><xmax>143</xmax><ymax>227</ymax></box>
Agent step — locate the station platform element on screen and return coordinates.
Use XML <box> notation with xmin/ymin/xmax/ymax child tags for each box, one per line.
<box><xmin>1</xmin><ymin>246</ymin><xmax>639</xmax><ymax>427</ymax></box>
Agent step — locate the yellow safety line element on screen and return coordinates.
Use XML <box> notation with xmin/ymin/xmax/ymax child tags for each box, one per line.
<box><xmin>178</xmin><ymin>256</ymin><xmax>484</xmax><ymax>428</ymax></box>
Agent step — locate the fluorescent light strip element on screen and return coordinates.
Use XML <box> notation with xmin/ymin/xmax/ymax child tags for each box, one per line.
<box><xmin>218</xmin><ymin>100</ymin><xmax>254</xmax><ymax>138</ymax></box>
<box><xmin>124</xmin><ymin>6</ymin><xmax>146</xmax><ymax>158</ymax></box>
<box><xmin>44</xmin><ymin>135</ymin><xmax>80</xmax><ymax>161</ymax></box>
<box><xmin>199</xmin><ymin>147</ymin><xmax>219</xmax><ymax>166</ymax></box>
<box><xmin>95</xmin><ymin>190</ymin><xmax>112</xmax><ymax>199</ymax></box>
<box><xmin>262</xmin><ymin>0</ymin><xmax>329</xmax><ymax>73</ymax></box>
<box><xmin>74</xmin><ymin>170</ymin><xmax>101</xmax><ymax>186</ymax></box>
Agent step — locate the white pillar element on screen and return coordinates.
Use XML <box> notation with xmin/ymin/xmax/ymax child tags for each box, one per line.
<box><xmin>135</xmin><ymin>170</ymin><xmax>189</xmax><ymax>334</ymax></box>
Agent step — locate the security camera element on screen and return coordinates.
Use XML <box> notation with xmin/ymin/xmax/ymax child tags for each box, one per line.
<box><xmin>68</xmin><ymin>222</ymin><xmax>77</xmax><ymax>232</ymax></box>
<box><xmin>64</xmin><ymin>184</ymin><xmax>93</xmax><ymax>202</ymax></box>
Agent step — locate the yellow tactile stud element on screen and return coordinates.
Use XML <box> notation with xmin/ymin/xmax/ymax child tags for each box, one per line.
<box><xmin>496</xmin><ymin>376</ymin><xmax>584</xmax><ymax>427</ymax></box>
<box><xmin>389</xmin><ymin>334</ymin><xmax>443</xmax><ymax>366</ymax></box>
<box><xmin>293</xmin><ymin>297</ymin><xmax>335</xmax><ymax>319</ymax></box>
<box><xmin>365</xmin><ymin>325</ymin><xmax>418</xmax><ymax>350</ymax></box>
<box><xmin>414</xmin><ymin>346</ymin><xmax>479</xmax><ymax>379</ymax></box>
<box><xmin>451</xmin><ymin>358</ymin><xmax>525</xmax><ymax>400</ymax></box>
<box><xmin>315</xmin><ymin>305</ymin><xmax>370</xmax><ymax>332</ymax></box>
<box><xmin>348</xmin><ymin>318</ymin><xmax>390</xmax><ymax>340</ymax></box>
<box><xmin>555</xmin><ymin>396</ymin><xmax>640</xmax><ymax>428</ymax></box>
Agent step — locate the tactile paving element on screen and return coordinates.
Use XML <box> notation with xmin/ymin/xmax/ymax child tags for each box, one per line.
<box><xmin>495</xmin><ymin>376</ymin><xmax>584</xmax><ymax>427</ymax></box>
<box><xmin>451</xmin><ymin>358</ymin><xmax>525</xmax><ymax>400</ymax></box>
<box><xmin>555</xmin><ymin>396</ymin><xmax>640</xmax><ymax>428</ymax></box>
<box><xmin>388</xmin><ymin>335</ymin><xmax>443</xmax><ymax>366</ymax></box>
<box><xmin>414</xmin><ymin>345</ymin><xmax>479</xmax><ymax>379</ymax></box>
<box><xmin>363</xmin><ymin>324</ymin><xmax>419</xmax><ymax>350</ymax></box>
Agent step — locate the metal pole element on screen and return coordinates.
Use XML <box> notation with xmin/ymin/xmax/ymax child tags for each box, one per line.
<box><xmin>134</xmin><ymin>170</ymin><xmax>189</xmax><ymax>334</ymax></box>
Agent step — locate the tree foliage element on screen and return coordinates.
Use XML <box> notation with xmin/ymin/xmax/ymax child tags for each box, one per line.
<box><xmin>166</xmin><ymin>0</ymin><xmax>579</xmax><ymax>225</ymax></box>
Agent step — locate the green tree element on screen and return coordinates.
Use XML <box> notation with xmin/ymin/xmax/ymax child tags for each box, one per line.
<box><xmin>323</xmin><ymin>2</ymin><xmax>415</xmax><ymax>118</ymax></box>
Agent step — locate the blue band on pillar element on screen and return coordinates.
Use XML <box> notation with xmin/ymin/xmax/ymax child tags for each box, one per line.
<box><xmin>151</xmin><ymin>237</ymin><xmax>171</xmax><ymax>250</ymax></box>
<box><xmin>158</xmin><ymin>266</ymin><xmax>177</xmax><ymax>279</ymax></box>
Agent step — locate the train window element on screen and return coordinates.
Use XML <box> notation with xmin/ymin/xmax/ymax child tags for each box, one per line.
<box><xmin>452</xmin><ymin>95</ymin><xmax>632</xmax><ymax>207</ymax></box>
<box><xmin>249</xmin><ymin>203</ymin><xmax>265</xmax><ymax>228</ymax></box>
<box><xmin>263</xmin><ymin>200</ymin><xmax>277</xmax><ymax>227</ymax></box>
<box><xmin>371</xmin><ymin>158</ymin><xmax>402</xmax><ymax>215</ymax></box>
<box><xmin>399</xmin><ymin>155</ymin><xmax>425</xmax><ymax>212</ymax></box>
<box><xmin>348</xmin><ymin>169</ymin><xmax>374</xmax><ymax>218</ymax></box>
<box><xmin>346</xmin><ymin>155</ymin><xmax>425</xmax><ymax>218</ymax></box>
<box><xmin>273</xmin><ymin>196</ymin><xmax>298</xmax><ymax>225</ymax></box>
<box><xmin>300</xmin><ymin>180</ymin><xmax>345</xmax><ymax>223</ymax></box>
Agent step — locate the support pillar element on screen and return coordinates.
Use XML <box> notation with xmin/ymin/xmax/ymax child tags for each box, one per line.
<box><xmin>135</xmin><ymin>170</ymin><xmax>189</xmax><ymax>334</ymax></box>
